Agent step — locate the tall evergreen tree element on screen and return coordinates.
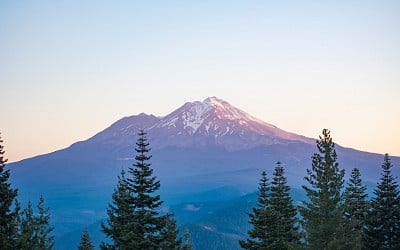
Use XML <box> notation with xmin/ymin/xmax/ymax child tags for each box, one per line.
<box><xmin>342</xmin><ymin>168</ymin><xmax>368</xmax><ymax>249</ymax></box>
<box><xmin>17</xmin><ymin>196</ymin><xmax>54</xmax><ymax>250</ymax></box>
<box><xmin>17</xmin><ymin>201</ymin><xmax>36</xmax><ymax>249</ymax></box>
<box><xmin>0</xmin><ymin>133</ymin><xmax>19</xmax><ymax>249</ymax></box>
<box><xmin>240</xmin><ymin>170</ymin><xmax>273</xmax><ymax>249</ymax></box>
<box><xmin>78</xmin><ymin>227</ymin><xmax>94</xmax><ymax>250</ymax></box>
<box><xmin>299</xmin><ymin>129</ymin><xmax>345</xmax><ymax>249</ymax></box>
<box><xmin>127</xmin><ymin>130</ymin><xmax>165</xmax><ymax>249</ymax></box>
<box><xmin>101</xmin><ymin>170</ymin><xmax>135</xmax><ymax>249</ymax></box>
<box><xmin>364</xmin><ymin>154</ymin><xmax>400</xmax><ymax>249</ymax></box>
<box><xmin>102</xmin><ymin>130</ymin><xmax>177</xmax><ymax>249</ymax></box>
<box><xmin>268</xmin><ymin>162</ymin><xmax>302</xmax><ymax>249</ymax></box>
<box><xmin>36</xmin><ymin>195</ymin><xmax>54</xmax><ymax>249</ymax></box>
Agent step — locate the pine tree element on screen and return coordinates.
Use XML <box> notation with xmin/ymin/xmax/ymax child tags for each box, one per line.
<box><xmin>160</xmin><ymin>214</ymin><xmax>182</xmax><ymax>250</ymax></box>
<box><xmin>127</xmin><ymin>129</ymin><xmax>166</xmax><ymax>249</ymax></box>
<box><xmin>268</xmin><ymin>162</ymin><xmax>302</xmax><ymax>249</ymax></box>
<box><xmin>299</xmin><ymin>129</ymin><xmax>345</xmax><ymax>249</ymax></box>
<box><xmin>364</xmin><ymin>154</ymin><xmax>400</xmax><ymax>249</ymax></box>
<box><xmin>342</xmin><ymin>168</ymin><xmax>368</xmax><ymax>249</ymax></box>
<box><xmin>36</xmin><ymin>195</ymin><xmax>54</xmax><ymax>249</ymax></box>
<box><xmin>101</xmin><ymin>170</ymin><xmax>135</xmax><ymax>249</ymax></box>
<box><xmin>0</xmin><ymin>133</ymin><xmax>19</xmax><ymax>249</ymax></box>
<box><xmin>182</xmin><ymin>229</ymin><xmax>193</xmax><ymax>250</ymax></box>
<box><xmin>17</xmin><ymin>201</ymin><xmax>36</xmax><ymax>249</ymax></box>
<box><xmin>78</xmin><ymin>227</ymin><xmax>94</xmax><ymax>250</ymax></box>
<box><xmin>102</xmin><ymin>130</ymin><xmax>177</xmax><ymax>249</ymax></box>
<box><xmin>17</xmin><ymin>196</ymin><xmax>54</xmax><ymax>250</ymax></box>
<box><xmin>240</xmin><ymin>170</ymin><xmax>273</xmax><ymax>249</ymax></box>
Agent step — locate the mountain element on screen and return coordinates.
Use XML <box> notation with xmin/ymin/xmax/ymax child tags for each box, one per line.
<box><xmin>88</xmin><ymin>97</ymin><xmax>312</xmax><ymax>150</ymax></box>
<box><xmin>8</xmin><ymin>97</ymin><xmax>400</xmax><ymax>249</ymax></box>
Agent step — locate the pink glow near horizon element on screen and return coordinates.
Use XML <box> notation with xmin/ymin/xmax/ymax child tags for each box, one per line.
<box><xmin>1</xmin><ymin>1</ymin><xmax>399</xmax><ymax>162</ymax></box>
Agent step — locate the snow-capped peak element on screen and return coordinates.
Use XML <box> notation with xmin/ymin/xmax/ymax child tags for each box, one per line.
<box><xmin>91</xmin><ymin>96</ymin><xmax>314</xmax><ymax>151</ymax></box>
<box><xmin>202</xmin><ymin>97</ymin><xmax>272</xmax><ymax>126</ymax></box>
<box><xmin>155</xmin><ymin>97</ymin><xmax>278</xmax><ymax>135</ymax></box>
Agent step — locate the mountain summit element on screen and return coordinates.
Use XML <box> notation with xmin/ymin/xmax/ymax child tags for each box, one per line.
<box><xmin>90</xmin><ymin>97</ymin><xmax>312</xmax><ymax>151</ymax></box>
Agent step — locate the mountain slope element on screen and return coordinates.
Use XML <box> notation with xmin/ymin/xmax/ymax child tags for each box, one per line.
<box><xmin>8</xmin><ymin>97</ymin><xmax>400</xmax><ymax>249</ymax></box>
<box><xmin>87</xmin><ymin>97</ymin><xmax>313</xmax><ymax>152</ymax></box>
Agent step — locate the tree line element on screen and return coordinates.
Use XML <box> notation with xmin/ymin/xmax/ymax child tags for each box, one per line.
<box><xmin>0</xmin><ymin>131</ymin><xmax>191</xmax><ymax>250</ymax></box>
<box><xmin>0</xmin><ymin>133</ymin><xmax>54</xmax><ymax>249</ymax></box>
<box><xmin>1</xmin><ymin>129</ymin><xmax>399</xmax><ymax>249</ymax></box>
<box><xmin>240</xmin><ymin>129</ymin><xmax>400</xmax><ymax>249</ymax></box>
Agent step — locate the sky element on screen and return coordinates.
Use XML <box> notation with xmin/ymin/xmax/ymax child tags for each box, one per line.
<box><xmin>1</xmin><ymin>0</ymin><xmax>399</xmax><ymax>162</ymax></box>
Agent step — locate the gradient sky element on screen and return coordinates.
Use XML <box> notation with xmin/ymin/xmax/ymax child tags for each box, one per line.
<box><xmin>1</xmin><ymin>1</ymin><xmax>400</xmax><ymax>162</ymax></box>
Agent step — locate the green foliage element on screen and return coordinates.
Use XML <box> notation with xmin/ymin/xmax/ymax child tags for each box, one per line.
<box><xmin>300</xmin><ymin>129</ymin><xmax>346</xmax><ymax>249</ymax></box>
<box><xmin>101</xmin><ymin>170</ymin><xmax>135</xmax><ymax>249</ymax></box>
<box><xmin>17</xmin><ymin>201</ymin><xmax>36</xmax><ymax>249</ymax></box>
<box><xmin>127</xmin><ymin>130</ymin><xmax>165</xmax><ymax>249</ymax></box>
<box><xmin>0</xmin><ymin>133</ymin><xmax>53</xmax><ymax>249</ymax></box>
<box><xmin>240</xmin><ymin>163</ymin><xmax>302</xmax><ymax>250</ymax></box>
<box><xmin>268</xmin><ymin>162</ymin><xmax>302</xmax><ymax>249</ymax></box>
<box><xmin>160</xmin><ymin>215</ymin><xmax>182</xmax><ymax>249</ymax></box>
<box><xmin>239</xmin><ymin>170</ymin><xmax>272</xmax><ymax>249</ymax></box>
<box><xmin>342</xmin><ymin>168</ymin><xmax>368</xmax><ymax>249</ymax></box>
<box><xmin>78</xmin><ymin>227</ymin><xmax>94</xmax><ymax>250</ymax></box>
<box><xmin>0</xmin><ymin>133</ymin><xmax>19</xmax><ymax>249</ymax></box>
<box><xmin>363</xmin><ymin>154</ymin><xmax>400</xmax><ymax>249</ymax></box>
<box><xmin>102</xmin><ymin>130</ymin><xmax>179</xmax><ymax>249</ymax></box>
<box><xmin>36</xmin><ymin>195</ymin><xmax>54</xmax><ymax>249</ymax></box>
<box><xmin>17</xmin><ymin>195</ymin><xmax>54</xmax><ymax>250</ymax></box>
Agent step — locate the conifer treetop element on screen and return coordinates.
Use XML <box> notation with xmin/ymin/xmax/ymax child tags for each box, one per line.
<box><xmin>364</xmin><ymin>153</ymin><xmax>400</xmax><ymax>249</ymax></box>
<box><xmin>0</xmin><ymin>132</ymin><xmax>19</xmax><ymax>248</ymax></box>
<box><xmin>78</xmin><ymin>227</ymin><xmax>95</xmax><ymax>250</ymax></box>
<box><xmin>300</xmin><ymin>129</ymin><xmax>346</xmax><ymax>249</ymax></box>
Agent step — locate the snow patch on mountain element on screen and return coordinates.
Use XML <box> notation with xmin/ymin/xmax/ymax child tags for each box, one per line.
<box><xmin>181</xmin><ymin>101</ymin><xmax>213</xmax><ymax>133</ymax></box>
<box><xmin>203</xmin><ymin>97</ymin><xmax>278</xmax><ymax>132</ymax></box>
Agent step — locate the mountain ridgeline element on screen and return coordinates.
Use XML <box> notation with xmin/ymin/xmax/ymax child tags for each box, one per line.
<box><xmin>8</xmin><ymin>97</ymin><xmax>400</xmax><ymax>249</ymax></box>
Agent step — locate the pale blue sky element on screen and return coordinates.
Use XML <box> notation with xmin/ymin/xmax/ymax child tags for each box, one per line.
<box><xmin>1</xmin><ymin>1</ymin><xmax>400</xmax><ymax>162</ymax></box>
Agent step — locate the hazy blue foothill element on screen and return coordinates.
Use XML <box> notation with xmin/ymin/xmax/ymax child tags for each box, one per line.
<box><xmin>8</xmin><ymin>98</ymin><xmax>400</xmax><ymax>249</ymax></box>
